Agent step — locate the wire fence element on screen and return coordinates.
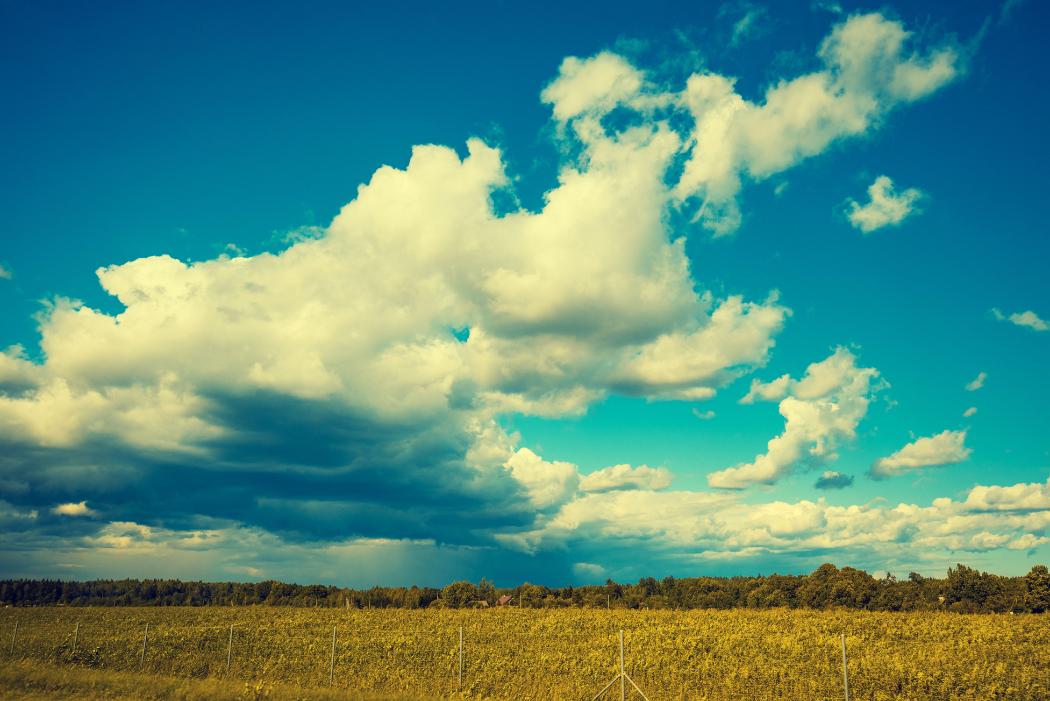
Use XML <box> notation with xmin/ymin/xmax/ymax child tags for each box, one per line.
<box><xmin>1</xmin><ymin>607</ymin><xmax>1047</xmax><ymax>699</ymax></box>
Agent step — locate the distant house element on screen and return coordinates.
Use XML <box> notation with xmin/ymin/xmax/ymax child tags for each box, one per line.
<box><xmin>496</xmin><ymin>594</ymin><xmax>513</xmax><ymax>606</ymax></box>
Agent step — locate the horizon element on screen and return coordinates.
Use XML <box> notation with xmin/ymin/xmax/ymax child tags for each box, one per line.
<box><xmin>2</xmin><ymin>560</ymin><xmax>1042</xmax><ymax>592</ymax></box>
<box><xmin>1</xmin><ymin>0</ymin><xmax>1048</xmax><ymax>588</ymax></box>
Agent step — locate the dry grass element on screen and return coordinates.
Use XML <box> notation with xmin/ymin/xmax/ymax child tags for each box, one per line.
<box><xmin>2</xmin><ymin>607</ymin><xmax>1048</xmax><ymax>699</ymax></box>
<box><xmin>0</xmin><ymin>660</ymin><xmax>428</xmax><ymax>701</ymax></box>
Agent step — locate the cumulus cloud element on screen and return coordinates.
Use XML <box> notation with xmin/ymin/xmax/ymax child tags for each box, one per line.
<box><xmin>692</xmin><ymin>408</ymin><xmax>716</xmax><ymax>420</ymax></box>
<box><xmin>871</xmin><ymin>429</ymin><xmax>972</xmax><ymax>478</ymax></box>
<box><xmin>0</xmin><ymin>263</ymin><xmax>11</xmax><ymax>280</ymax></box>
<box><xmin>504</xmin><ymin>448</ymin><xmax>580</xmax><ymax>510</ymax></box>
<box><xmin>965</xmin><ymin>372</ymin><xmax>986</xmax><ymax>391</ymax></box>
<box><xmin>963</xmin><ymin>406</ymin><xmax>977</xmax><ymax>418</ymax></box>
<box><xmin>0</xmin><ymin>126</ymin><xmax>787</xmax><ymax>545</ymax></box>
<box><xmin>51</xmin><ymin>501</ymin><xmax>97</xmax><ymax>517</ymax></box>
<box><xmin>579</xmin><ymin>464</ymin><xmax>672</xmax><ymax>493</ymax></box>
<box><xmin>965</xmin><ymin>476</ymin><xmax>1050</xmax><ymax>512</ymax></box>
<box><xmin>541</xmin><ymin>52</ymin><xmax>646</xmax><ymax>122</ymax></box>
<box><xmin>992</xmin><ymin>308</ymin><xmax>1048</xmax><ymax>331</ymax></box>
<box><xmin>814</xmin><ymin>471</ymin><xmax>854</xmax><ymax>489</ymax></box>
<box><xmin>846</xmin><ymin>175</ymin><xmax>923</xmax><ymax>233</ymax></box>
<box><xmin>709</xmin><ymin>347</ymin><xmax>880</xmax><ymax>488</ymax></box>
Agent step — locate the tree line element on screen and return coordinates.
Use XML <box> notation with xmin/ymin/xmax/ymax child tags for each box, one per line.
<box><xmin>2</xmin><ymin>563</ymin><xmax>1048</xmax><ymax>613</ymax></box>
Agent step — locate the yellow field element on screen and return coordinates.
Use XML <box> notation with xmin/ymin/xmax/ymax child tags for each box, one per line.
<box><xmin>1</xmin><ymin>607</ymin><xmax>1046</xmax><ymax>700</ymax></box>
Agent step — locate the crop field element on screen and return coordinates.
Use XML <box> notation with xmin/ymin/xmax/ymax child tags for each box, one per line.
<box><xmin>1</xmin><ymin>607</ymin><xmax>1047</xmax><ymax>700</ymax></box>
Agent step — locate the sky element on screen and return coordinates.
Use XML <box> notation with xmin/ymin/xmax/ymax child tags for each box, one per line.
<box><xmin>0</xmin><ymin>0</ymin><xmax>1048</xmax><ymax>587</ymax></box>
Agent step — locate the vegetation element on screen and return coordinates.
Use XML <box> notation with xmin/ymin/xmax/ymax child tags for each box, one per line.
<box><xmin>3</xmin><ymin>563</ymin><xmax>1049</xmax><ymax>613</ymax></box>
<box><xmin>0</xmin><ymin>659</ymin><xmax>427</xmax><ymax>700</ymax></box>
<box><xmin>1</xmin><ymin>606</ymin><xmax>1047</xmax><ymax>699</ymax></box>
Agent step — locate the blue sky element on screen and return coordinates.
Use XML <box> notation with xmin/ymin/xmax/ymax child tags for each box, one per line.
<box><xmin>0</xmin><ymin>0</ymin><xmax>1047</xmax><ymax>586</ymax></box>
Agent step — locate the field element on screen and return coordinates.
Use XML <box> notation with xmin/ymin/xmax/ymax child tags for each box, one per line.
<box><xmin>1</xmin><ymin>607</ymin><xmax>1047</xmax><ymax>700</ymax></box>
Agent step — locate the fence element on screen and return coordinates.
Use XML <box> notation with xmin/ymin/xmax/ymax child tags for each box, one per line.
<box><xmin>1</xmin><ymin>607</ymin><xmax>1047</xmax><ymax>700</ymax></box>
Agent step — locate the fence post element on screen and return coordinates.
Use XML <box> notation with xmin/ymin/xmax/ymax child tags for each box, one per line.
<box><xmin>329</xmin><ymin>625</ymin><xmax>336</xmax><ymax>686</ymax></box>
<box><xmin>140</xmin><ymin>622</ymin><xmax>149</xmax><ymax>667</ymax></box>
<box><xmin>226</xmin><ymin>624</ymin><xmax>233</xmax><ymax>677</ymax></box>
<box><xmin>72</xmin><ymin>622</ymin><xmax>79</xmax><ymax>656</ymax></box>
<box><xmin>841</xmin><ymin>633</ymin><xmax>850</xmax><ymax>701</ymax></box>
<box><xmin>619</xmin><ymin>629</ymin><xmax>625</xmax><ymax>701</ymax></box>
<box><xmin>458</xmin><ymin>625</ymin><xmax>464</xmax><ymax>692</ymax></box>
<box><xmin>9</xmin><ymin>621</ymin><xmax>16</xmax><ymax>655</ymax></box>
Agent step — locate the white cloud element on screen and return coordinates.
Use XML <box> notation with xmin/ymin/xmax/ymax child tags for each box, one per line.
<box><xmin>692</xmin><ymin>408</ymin><xmax>716</xmax><ymax>420</ymax></box>
<box><xmin>504</xmin><ymin>448</ymin><xmax>580</xmax><ymax>510</ymax></box>
<box><xmin>673</xmin><ymin>13</ymin><xmax>960</xmax><ymax>235</ymax></box>
<box><xmin>740</xmin><ymin>373</ymin><xmax>790</xmax><ymax>403</ymax></box>
<box><xmin>541</xmin><ymin>52</ymin><xmax>646</xmax><ymax>122</ymax></box>
<box><xmin>871</xmin><ymin>429</ymin><xmax>971</xmax><ymax>478</ymax></box>
<box><xmin>709</xmin><ymin>347</ymin><xmax>879</xmax><ymax>488</ymax></box>
<box><xmin>963</xmin><ymin>406</ymin><xmax>977</xmax><ymax>418</ymax></box>
<box><xmin>51</xmin><ymin>501</ymin><xmax>97</xmax><ymax>517</ymax></box>
<box><xmin>964</xmin><ymin>477</ymin><xmax>1050</xmax><ymax>512</ymax></box>
<box><xmin>572</xmin><ymin>562</ymin><xmax>607</xmax><ymax>580</ymax></box>
<box><xmin>503</xmin><ymin>476</ymin><xmax>1050</xmax><ymax>566</ymax></box>
<box><xmin>0</xmin><ymin>263</ymin><xmax>11</xmax><ymax>280</ymax></box>
<box><xmin>965</xmin><ymin>371</ymin><xmax>986</xmax><ymax>391</ymax></box>
<box><xmin>992</xmin><ymin>308</ymin><xmax>1048</xmax><ymax>332</ymax></box>
<box><xmin>846</xmin><ymin>175</ymin><xmax>923</xmax><ymax>233</ymax></box>
<box><xmin>580</xmin><ymin>464</ymin><xmax>672</xmax><ymax>493</ymax></box>
<box><xmin>1009</xmin><ymin>533</ymin><xmax>1049</xmax><ymax>551</ymax></box>
<box><xmin>0</xmin><ymin>131</ymin><xmax>786</xmax><ymax>462</ymax></box>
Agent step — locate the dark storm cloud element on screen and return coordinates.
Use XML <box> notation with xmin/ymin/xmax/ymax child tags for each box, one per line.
<box><xmin>0</xmin><ymin>389</ymin><xmax>535</xmax><ymax>548</ymax></box>
<box><xmin>814</xmin><ymin>472</ymin><xmax>854</xmax><ymax>490</ymax></box>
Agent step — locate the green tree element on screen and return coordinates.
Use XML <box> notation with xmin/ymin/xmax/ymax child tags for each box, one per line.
<box><xmin>1024</xmin><ymin>565</ymin><xmax>1050</xmax><ymax>613</ymax></box>
<box><xmin>477</xmin><ymin>578</ymin><xmax>496</xmax><ymax>605</ymax></box>
<box><xmin>440</xmin><ymin>581</ymin><xmax>479</xmax><ymax>608</ymax></box>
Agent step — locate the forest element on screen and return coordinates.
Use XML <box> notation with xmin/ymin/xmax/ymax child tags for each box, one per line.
<box><xmin>3</xmin><ymin>563</ymin><xmax>1048</xmax><ymax>613</ymax></box>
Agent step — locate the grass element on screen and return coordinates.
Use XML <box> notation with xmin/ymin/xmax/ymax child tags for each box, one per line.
<box><xmin>2</xmin><ymin>606</ymin><xmax>1048</xmax><ymax>699</ymax></box>
<box><xmin>0</xmin><ymin>660</ymin><xmax>430</xmax><ymax>701</ymax></box>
